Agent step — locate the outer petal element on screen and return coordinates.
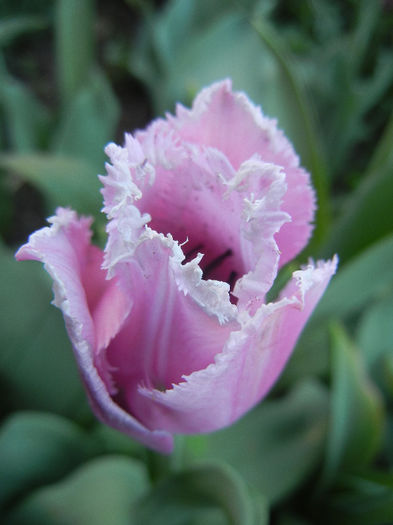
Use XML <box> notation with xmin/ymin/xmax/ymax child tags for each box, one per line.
<box><xmin>138</xmin><ymin>256</ymin><xmax>337</xmax><ymax>434</ymax></box>
<box><xmin>15</xmin><ymin>208</ymin><xmax>173</xmax><ymax>453</ymax></box>
<box><xmin>168</xmin><ymin>79</ymin><xmax>315</xmax><ymax>265</ymax></box>
<box><xmin>103</xmin><ymin>230</ymin><xmax>240</xmax><ymax>430</ymax></box>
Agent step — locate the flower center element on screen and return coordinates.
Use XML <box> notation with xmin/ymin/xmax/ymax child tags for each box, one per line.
<box><xmin>183</xmin><ymin>243</ymin><xmax>238</xmax><ymax>288</ymax></box>
<box><xmin>135</xmin><ymin>160</ymin><xmax>246</xmax><ymax>293</ymax></box>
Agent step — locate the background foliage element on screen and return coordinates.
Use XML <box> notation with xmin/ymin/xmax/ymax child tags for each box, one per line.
<box><xmin>0</xmin><ymin>0</ymin><xmax>392</xmax><ymax>523</ymax></box>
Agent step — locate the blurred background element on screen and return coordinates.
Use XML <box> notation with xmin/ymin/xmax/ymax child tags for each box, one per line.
<box><xmin>0</xmin><ymin>0</ymin><xmax>392</xmax><ymax>523</ymax></box>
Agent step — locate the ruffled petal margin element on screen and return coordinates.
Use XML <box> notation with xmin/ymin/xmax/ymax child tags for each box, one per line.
<box><xmin>169</xmin><ymin>79</ymin><xmax>315</xmax><ymax>265</ymax></box>
<box><xmin>138</xmin><ymin>256</ymin><xmax>337</xmax><ymax>434</ymax></box>
<box><xmin>15</xmin><ymin>208</ymin><xmax>173</xmax><ymax>453</ymax></box>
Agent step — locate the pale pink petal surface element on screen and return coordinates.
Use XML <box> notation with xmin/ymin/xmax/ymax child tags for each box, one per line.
<box><xmin>138</xmin><ymin>257</ymin><xmax>337</xmax><ymax>433</ymax></box>
<box><xmin>163</xmin><ymin>79</ymin><xmax>316</xmax><ymax>265</ymax></box>
<box><xmin>16</xmin><ymin>208</ymin><xmax>173</xmax><ymax>453</ymax></box>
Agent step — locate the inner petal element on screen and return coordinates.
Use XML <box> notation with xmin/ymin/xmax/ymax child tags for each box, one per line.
<box><xmin>171</xmin><ymin>80</ymin><xmax>315</xmax><ymax>265</ymax></box>
<box><xmin>134</xmin><ymin>154</ymin><xmax>246</xmax><ymax>287</ymax></box>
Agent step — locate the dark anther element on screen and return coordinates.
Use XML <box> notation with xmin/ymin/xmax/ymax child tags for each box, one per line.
<box><xmin>228</xmin><ymin>270</ymin><xmax>238</xmax><ymax>290</ymax></box>
<box><xmin>182</xmin><ymin>243</ymin><xmax>204</xmax><ymax>264</ymax></box>
<box><xmin>203</xmin><ymin>249</ymin><xmax>233</xmax><ymax>279</ymax></box>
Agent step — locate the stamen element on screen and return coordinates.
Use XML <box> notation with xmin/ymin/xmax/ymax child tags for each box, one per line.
<box><xmin>182</xmin><ymin>243</ymin><xmax>204</xmax><ymax>264</ymax></box>
<box><xmin>228</xmin><ymin>270</ymin><xmax>238</xmax><ymax>290</ymax></box>
<box><xmin>203</xmin><ymin>249</ymin><xmax>233</xmax><ymax>279</ymax></box>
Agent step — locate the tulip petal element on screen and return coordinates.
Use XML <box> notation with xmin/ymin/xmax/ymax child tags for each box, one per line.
<box><xmin>231</xmin><ymin>158</ymin><xmax>291</xmax><ymax>311</ymax></box>
<box><xmin>138</xmin><ymin>257</ymin><xmax>337</xmax><ymax>434</ymax></box>
<box><xmin>102</xmin><ymin>225</ymin><xmax>240</xmax><ymax>427</ymax></box>
<box><xmin>15</xmin><ymin>208</ymin><xmax>173</xmax><ymax>453</ymax></box>
<box><xmin>169</xmin><ymin>79</ymin><xmax>315</xmax><ymax>264</ymax></box>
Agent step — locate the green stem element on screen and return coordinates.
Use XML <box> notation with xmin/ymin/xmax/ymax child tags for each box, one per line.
<box><xmin>146</xmin><ymin>435</ymin><xmax>185</xmax><ymax>483</ymax></box>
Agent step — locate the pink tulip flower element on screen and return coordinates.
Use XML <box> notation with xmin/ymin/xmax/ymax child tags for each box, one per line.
<box><xmin>16</xmin><ymin>80</ymin><xmax>337</xmax><ymax>453</ymax></box>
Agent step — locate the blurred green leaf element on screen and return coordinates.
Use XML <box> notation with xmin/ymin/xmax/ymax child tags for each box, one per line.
<box><xmin>0</xmin><ymin>412</ymin><xmax>97</xmax><ymax>510</ymax></box>
<box><xmin>55</xmin><ymin>0</ymin><xmax>94</xmax><ymax>105</ymax></box>
<box><xmin>133</xmin><ymin>462</ymin><xmax>267</xmax><ymax>525</ymax></box>
<box><xmin>132</xmin><ymin>9</ymin><xmax>274</xmax><ymax>113</ymax></box>
<box><xmin>250</xmin><ymin>16</ymin><xmax>329</xmax><ymax>251</ymax></box>
<box><xmin>52</xmin><ymin>69</ymin><xmax>119</xmax><ymax>170</ymax></box>
<box><xmin>366</xmin><ymin>110</ymin><xmax>393</xmax><ymax>177</ymax></box>
<box><xmin>0</xmin><ymin>15</ymin><xmax>48</xmax><ymax>47</ymax></box>
<box><xmin>383</xmin><ymin>355</ymin><xmax>393</xmax><ymax>401</ymax></box>
<box><xmin>321</xmin><ymin>138</ymin><xmax>393</xmax><ymax>262</ymax></box>
<box><xmin>320</xmin><ymin>323</ymin><xmax>383</xmax><ymax>487</ymax></box>
<box><xmin>277</xmin><ymin>322</ymin><xmax>330</xmax><ymax>387</ymax></box>
<box><xmin>304</xmin><ymin>0</ymin><xmax>343</xmax><ymax>44</ymax></box>
<box><xmin>91</xmin><ymin>425</ymin><xmax>144</xmax><ymax>459</ymax></box>
<box><xmin>322</xmin><ymin>472</ymin><xmax>393</xmax><ymax>525</ymax></box>
<box><xmin>328</xmin><ymin>4</ymin><xmax>391</xmax><ymax>172</ymax></box>
<box><xmin>349</xmin><ymin>0</ymin><xmax>381</xmax><ymax>74</ymax></box>
<box><xmin>0</xmin><ymin>70</ymin><xmax>50</xmax><ymax>152</ymax></box>
<box><xmin>386</xmin><ymin>417</ymin><xmax>393</xmax><ymax>467</ymax></box>
<box><xmin>6</xmin><ymin>456</ymin><xmax>149</xmax><ymax>525</ymax></box>
<box><xmin>276</xmin><ymin>513</ymin><xmax>312</xmax><ymax>525</ymax></box>
<box><xmin>0</xmin><ymin>0</ymin><xmax>53</xmax><ymax>18</ymax></box>
<box><xmin>188</xmin><ymin>381</ymin><xmax>329</xmax><ymax>504</ymax></box>
<box><xmin>0</xmin><ymin>154</ymin><xmax>101</xmax><ymax>217</ymax></box>
<box><xmin>0</xmin><ymin>243</ymin><xmax>86</xmax><ymax>417</ymax></box>
<box><xmin>356</xmin><ymin>293</ymin><xmax>393</xmax><ymax>396</ymax></box>
<box><xmin>299</xmin><ymin>0</ymin><xmax>393</xmax><ymax>180</ymax></box>
<box><xmin>0</xmin><ymin>174</ymin><xmax>13</xmax><ymax>237</ymax></box>
<box><xmin>314</xmin><ymin>233</ymin><xmax>393</xmax><ymax>320</ymax></box>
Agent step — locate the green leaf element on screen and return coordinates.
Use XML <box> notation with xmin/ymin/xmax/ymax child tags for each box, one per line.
<box><xmin>133</xmin><ymin>11</ymin><xmax>273</xmax><ymax>113</ymax></box>
<box><xmin>91</xmin><ymin>425</ymin><xmax>144</xmax><ymax>459</ymax></box>
<box><xmin>188</xmin><ymin>381</ymin><xmax>329</xmax><ymax>504</ymax></box>
<box><xmin>356</xmin><ymin>303</ymin><xmax>393</xmax><ymax>402</ymax></box>
<box><xmin>0</xmin><ymin>71</ymin><xmax>50</xmax><ymax>152</ymax></box>
<box><xmin>323</xmin><ymin>472</ymin><xmax>393</xmax><ymax>525</ymax></box>
<box><xmin>305</xmin><ymin>0</ymin><xmax>392</xmax><ymax>179</ymax></box>
<box><xmin>0</xmin><ymin>154</ymin><xmax>102</xmax><ymax>218</ymax></box>
<box><xmin>133</xmin><ymin>462</ymin><xmax>267</xmax><ymax>525</ymax></box>
<box><xmin>366</xmin><ymin>109</ymin><xmax>393</xmax><ymax>178</ymax></box>
<box><xmin>276</xmin><ymin>513</ymin><xmax>313</xmax><ymax>525</ymax></box>
<box><xmin>348</xmin><ymin>0</ymin><xmax>381</xmax><ymax>75</ymax></box>
<box><xmin>277</xmin><ymin>322</ymin><xmax>330</xmax><ymax>388</ymax></box>
<box><xmin>356</xmin><ymin>293</ymin><xmax>393</xmax><ymax>393</ymax></box>
<box><xmin>0</xmin><ymin>412</ymin><xmax>97</xmax><ymax>510</ymax></box>
<box><xmin>314</xmin><ymin>233</ymin><xmax>393</xmax><ymax>321</ymax></box>
<box><xmin>0</xmin><ymin>15</ymin><xmax>48</xmax><ymax>47</ymax></box>
<box><xmin>382</xmin><ymin>354</ymin><xmax>393</xmax><ymax>402</ymax></box>
<box><xmin>386</xmin><ymin>416</ymin><xmax>393</xmax><ymax>467</ymax></box>
<box><xmin>55</xmin><ymin>0</ymin><xmax>95</xmax><ymax>105</ymax></box>
<box><xmin>320</xmin><ymin>323</ymin><xmax>384</xmax><ymax>487</ymax></box>
<box><xmin>321</xmin><ymin>149</ymin><xmax>393</xmax><ymax>263</ymax></box>
<box><xmin>250</xmin><ymin>17</ymin><xmax>330</xmax><ymax>251</ymax></box>
<box><xmin>52</xmin><ymin>69</ymin><xmax>119</xmax><ymax>170</ymax></box>
<box><xmin>0</xmin><ymin>173</ymin><xmax>13</xmax><ymax>237</ymax></box>
<box><xmin>0</xmin><ymin>243</ymin><xmax>86</xmax><ymax>417</ymax></box>
<box><xmin>6</xmin><ymin>456</ymin><xmax>149</xmax><ymax>525</ymax></box>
